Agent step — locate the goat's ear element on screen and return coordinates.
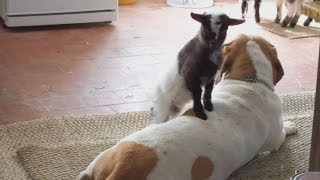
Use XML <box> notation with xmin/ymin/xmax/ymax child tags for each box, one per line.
<box><xmin>227</xmin><ymin>18</ymin><xmax>245</xmax><ymax>26</ymax></box>
<box><xmin>191</xmin><ymin>12</ymin><xmax>207</xmax><ymax>24</ymax></box>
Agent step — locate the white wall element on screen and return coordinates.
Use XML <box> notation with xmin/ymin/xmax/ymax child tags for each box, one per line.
<box><xmin>0</xmin><ymin>0</ymin><xmax>5</xmax><ymax>19</ymax></box>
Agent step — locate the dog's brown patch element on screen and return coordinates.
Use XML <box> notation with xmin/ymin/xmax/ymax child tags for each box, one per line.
<box><xmin>220</xmin><ymin>34</ymin><xmax>284</xmax><ymax>85</ymax></box>
<box><xmin>182</xmin><ymin>108</ymin><xmax>196</xmax><ymax>117</ymax></box>
<box><xmin>92</xmin><ymin>141</ymin><xmax>158</xmax><ymax>180</ymax></box>
<box><xmin>220</xmin><ymin>34</ymin><xmax>257</xmax><ymax>80</ymax></box>
<box><xmin>191</xmin><ymin>156</ymin><xmax>214</xmax><ymax>180</ymax></box>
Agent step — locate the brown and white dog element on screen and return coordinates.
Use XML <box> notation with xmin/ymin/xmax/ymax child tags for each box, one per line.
<box><xmin>77</xmin><ymin>34</ymin><xmax>297</xmax><ymax>180</ymax></box>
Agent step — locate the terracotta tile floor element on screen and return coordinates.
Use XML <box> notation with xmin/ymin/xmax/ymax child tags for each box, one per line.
<box><xmin>0</xmin><ymin>0</ymin><xmax>319</xmax><ymax>125</ymax></box>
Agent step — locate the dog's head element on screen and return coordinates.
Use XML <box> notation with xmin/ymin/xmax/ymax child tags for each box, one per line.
<box><xmin>191</xmin><ymin>12</ymin><xmax>245</xmax><ymax>47</ymax></box>
<box><xmin>219</xmin><ymin>34</ymin><xmax>284</xmax><ymax>86</ymax></box>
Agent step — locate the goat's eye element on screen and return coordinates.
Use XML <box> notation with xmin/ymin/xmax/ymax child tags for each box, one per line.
<box><xmin>216</xmin><ymin>21</ymin><xmax>222</xmax><ymax>25</ymax></box>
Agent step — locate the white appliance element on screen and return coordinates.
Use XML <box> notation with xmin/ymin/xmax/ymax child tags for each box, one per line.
<box><xmin>0</xmin><ymin>0</ymin><xmax>118</xmax><ymax>27</ymax></box>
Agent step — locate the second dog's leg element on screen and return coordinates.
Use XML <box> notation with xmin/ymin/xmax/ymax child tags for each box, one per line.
<box><xmin>241</xmin><ymin>0</ymin><xmax>248</xmax><ymax>19</ymax></box>
<box><xmin>265</xmin><ymin>121</ymin><xmax>297</xmax><ymax>152</ymax></box>
<box><xmin>281</xmin><ymin>1</ymin><xmax>296</xmax><ymax>27</ymax></box>
<box><xmin>274</xmin><ymin>0</ymin><xmax>284</xmax><ymax>23</ymax></box>
<box><xmin>304</xmin><ymin>17</ymin><xmax>313</xmax><ymax>26</ymax></box>
<box><xmin>254</xmin><ymin>0</ymin><xmax>262</xmax><ymax>23</ymax></box>
<box><xmin>203</xmin><ymin>80</ymin><xmax>214</xmax><ymax>111</ymax></box>
<box><xmin>289</xmin><ymin>0</ymin><xmax>302</xmax><ymax>27</ymax></box>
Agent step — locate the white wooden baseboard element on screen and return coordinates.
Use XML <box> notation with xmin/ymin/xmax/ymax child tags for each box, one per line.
<box><xmin>3</xmin><ymin>10</ymin><xmax>117</xmax><ymax>27</ymax></box>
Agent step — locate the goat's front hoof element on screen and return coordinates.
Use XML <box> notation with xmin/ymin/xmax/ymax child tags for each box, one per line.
<box><xmin>204</xmin><ymin>101</ymin><xmax>213</xmax><ymax>112</ymax></box>
<box><xmin>195</xmin><ymin>110</ymin><xmax>208</xmax><ymax>120</ymax></box>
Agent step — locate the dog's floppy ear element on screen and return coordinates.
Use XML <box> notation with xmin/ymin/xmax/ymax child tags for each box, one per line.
<box><xmin>191</xmin><ymin>12</ymin><xmax>208</xmax><ymax>24</ymax></box>
<box><xmin>273</xmin><ymin>59</ymin><xmax>284</xmax><ymax>85</ymax></box>
<box><xmin>227</xmin><ymin>18</ymin><xmax>245</xmax><ymax>26</ymax></box>
<box><xmin>264</xmin><ymin>41</ymin><xmax>284</xmax><ymax>85</ymax></box>
<box><xmin>270</xmin><ymin>46</ymin><xmax>284</xmax><ymax>85</ymax></box>
<box><xmin>219</xmin><ymin>42</ymin><xmax>235</xmax><ymax>79</ymax></box>
<box><xmin>219</xmin><ymin>54</ymin><xmax>234</xmax><ymax>78</ymax></box>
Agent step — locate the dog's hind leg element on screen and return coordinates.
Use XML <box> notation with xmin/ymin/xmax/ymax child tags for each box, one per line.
<box><xmin>274</xmin><ymin>121</ymin><xmax>297</xmax><ymax>151</ymax></box>
<box><xmin>267</xmin><ymin>121</ymin><xmax>297</xmax><ymax>152</ymax></box>
<box><xmin>289</xmin><ymin>0</ymin><xmax>302</xmax><ymax>27</ymax></box>
<box><xmin>281</xmin><ymin>1</ymin><xmax>296</xmax><ymax>27</ymax></box>
<box><xmin>274</xmin><ymin>0</ymin><xmax>284</xmax><ymax>23</ymax></box>
<box><xmin>263</xmin><ymin>121</ymin><xmax>297</xmax><ymax>152</ymax></box>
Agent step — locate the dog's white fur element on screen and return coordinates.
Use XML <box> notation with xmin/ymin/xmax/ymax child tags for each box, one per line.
<box><xmin>77</xmin><ymin>35</ymin><xmax>297</xmax><ymax>180</ymax></box>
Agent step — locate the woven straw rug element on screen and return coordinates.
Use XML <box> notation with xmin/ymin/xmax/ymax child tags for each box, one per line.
<box><xmin>258</xmin><ymin>19</ymin><xmax>320</xmax><ymax>39</ymax></box>
<box><xmin>0</xmin><ymin>91</ymin><xmax>315</xmax><ymax>180</ymax></box>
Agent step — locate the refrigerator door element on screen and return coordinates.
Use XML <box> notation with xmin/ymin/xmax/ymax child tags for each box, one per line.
<box><xmin>6</xmin><ymin>0</ymin><xmax>118</xmax><ymax>15</ymax></box>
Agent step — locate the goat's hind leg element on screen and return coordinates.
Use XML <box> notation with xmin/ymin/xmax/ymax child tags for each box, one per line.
<box><xmin>254</xmin><ymin>0</ymin><xmax>262</xmax><ymax>23</ymax></box>
<box><xmin>241</xmin><ymin>0</ymin><xmax>249</xmax><ymax>19</ymax></box>
<box><xmin>274</xmin><ymin>0</ymin><xmax>284</xmax><ymax>23</ymax></box>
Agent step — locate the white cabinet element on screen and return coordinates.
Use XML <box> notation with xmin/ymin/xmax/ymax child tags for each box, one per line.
<box><xmin>0</xmin><ymin>0</ymin><xmax>118</xmax><ymax>27</ymax></box>
<box><xmin>0</xmin><ymin>0</ymin><xmax>5</xmax><ymax>18</ymax></box>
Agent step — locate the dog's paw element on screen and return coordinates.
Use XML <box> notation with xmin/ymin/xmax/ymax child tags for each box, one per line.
<box><xmin>284</xmin><ymin>121</ymin><xmax>297</xmax><ymax>135</ymax></box>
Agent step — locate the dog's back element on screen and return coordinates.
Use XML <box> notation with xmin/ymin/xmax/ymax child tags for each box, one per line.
<box><xmin>77</xmin><ymin>35</ymin><xmax>293</xmax><ymax>180</ymax></box>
